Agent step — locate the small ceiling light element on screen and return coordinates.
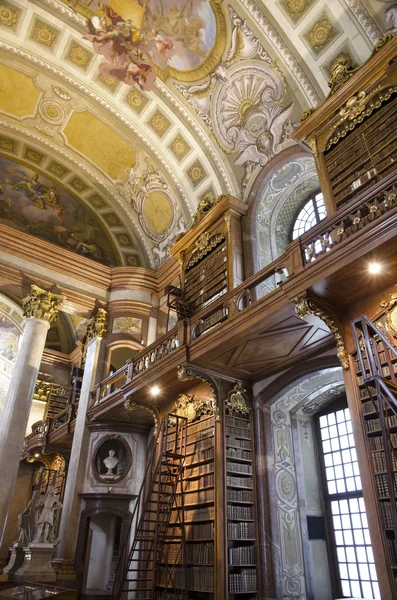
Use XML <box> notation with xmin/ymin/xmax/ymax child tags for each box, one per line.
<box><xmin>34</xmin><ymin>453</ymin><xmax>40</xmax><ymax>458</ymax></box>
<box><xmin>368</xmin><ymin>262</ymin><xmax>382</xmax><ymax>274</ymax></box>
<box><xmin>150</xmin><ymin>385</ymin><xmax>161</xmax><ymax>397</ymax></box>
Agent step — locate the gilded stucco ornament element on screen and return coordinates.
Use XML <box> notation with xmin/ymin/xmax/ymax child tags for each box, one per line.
<box><xmin>22</xmin><ymin>285</ymin><xmax>63</xmax><ymax>325</ymax></box>
<box><xmin>174</xmin><ymin>393</ymin><xmax>217</xmax><ymax>422</ymax></box>
<box><xmin>339</xmin><ymin>91</ymin><xmax>367</xmax><ymax>121</ymax></box>
<box><xmin>191</xmin><ymin>193</ymin><xmax>219</xmax><ymax>226</ymax></box>
<box><xmin>79</xmin><ymin>307</ymin><xmax>107</xmax><ymax>367</ymax></box>
<box><xmin>124</xmin><ymin>398</ymin><xmax>159</xmax><ymax>438</ymax></box>
<box><xmin>295</xmin><ymin>296</ymin><xmax>349</xmax><ymax>370</ymax></box>
<box><xmin>328</xmin><ymin>54</ymin><xmax>357</xmax><ymax>95</ymax></box>
<box><xmin>226</xmin><ymin>383</ymin><xmax>250</xmax><ymax>414</ymax></box>
<box><xmin>187</xmin><ymin>231</ymin><xmax>225</xmax><ymax>268</ymax></box>
<box><xmin>85</xmin><ymin>308</ymin><xmax>107</xmax><ymax>342</ymax></box>
<box><xmin>124</xmin><ymin>157</ymin><xmax>186</xmax><ymax>267</ymax></box>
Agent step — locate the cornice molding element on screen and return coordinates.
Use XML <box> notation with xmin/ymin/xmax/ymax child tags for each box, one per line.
<box><xmin>343</xmin><ymin>0</ymin><xmax>383</xmax><ymax>45</ymax></box>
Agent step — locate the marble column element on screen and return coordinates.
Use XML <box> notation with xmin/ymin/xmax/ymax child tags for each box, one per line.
<box><xmin>56</xmin><ymin>309</ymin><xmax>107</xmax><ymax>573</ymax></box>
<box><xmin>0</xmin><ymin>286</ymin><xmax>63</xmax><ymax>545</ymax></box>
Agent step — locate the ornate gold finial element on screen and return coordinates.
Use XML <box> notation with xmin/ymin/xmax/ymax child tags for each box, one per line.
<box><xmin>226</xmin><ymin>383</ymin><xmax>250</xmax><ymax>414</ymax></box>
<box><xmin>192</xmin><ymin>194</ymin><xmax>219</xmax><ymax>227</ymax></box>
<box><xmin>174</xmin><ymin>392</ymin><xmax>218</xmax><ymax>422</ymax></box>
<box><xmin>22</xmin><ymin>285</ymin><xmax>63</xmax><ymax>325</ymax></box>
<box><xmin>300</xmin><ymin>108</ymin><xmax>315</xmax><ymax>122</ymax></box>
<box><xmin>373</xmin><ymin>33</ymin><xmax>394</xmax><ymax>54</ymax></box>
<box><xmin>328</xmin><ymin>54</ymin><xmax>356</xmax><ymax>95</ymax></box>
<box><xmin>294</xmin><ymin>296</ymin><xmax>349</xmax><ymax>370</ymax></box>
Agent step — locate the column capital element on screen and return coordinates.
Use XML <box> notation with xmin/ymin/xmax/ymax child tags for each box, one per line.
<box><xmin>80</xmin><ymin>308</ymin><xmax>107</xmax><ymax>367</ymax></box>
<box><xmin>22</xmin><ymin>285</ymin><xmax>63</xmax><ymax>326</ymax></box>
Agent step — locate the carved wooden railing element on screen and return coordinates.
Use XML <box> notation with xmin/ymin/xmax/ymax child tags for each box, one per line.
<box><xmin>190</xmin><ymin>257</ymin><xmax>290</xmax><ymax>339</ymax></box>
<box><xmin>301</xmin><ymin>171</ymin><xmax>397</xmax><ymax>264</ymax></box>
<box><xmin>92</xmin><ymin>323</ymin><xmax>185</xmax><ymax>405</ymax></box>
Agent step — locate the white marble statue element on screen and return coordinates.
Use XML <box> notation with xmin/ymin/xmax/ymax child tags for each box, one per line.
<box><xmin>103</xmin><ymin>449</ymin><xmax>119</xmax><ymax>475</ymax></box>
<box><xmin>33</xmin><ymin>485</ymin><xmax>63</xmax><ymax>544</ymax></box>
<box><xmin>14</xmin><ymin>490</ymin><xmax>41</xmax><ymax>547</ymax></box>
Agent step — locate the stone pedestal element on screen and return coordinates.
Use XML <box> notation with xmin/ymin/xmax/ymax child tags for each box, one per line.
<box><xmin>13</xmin><ymin>543</ymin><xmax>57</xmax><ymax>582</ymax></box>
<box><xmin>2</xmin><ymin>544</ymin><xmax>25</xmax><ymax>577</ymax></box>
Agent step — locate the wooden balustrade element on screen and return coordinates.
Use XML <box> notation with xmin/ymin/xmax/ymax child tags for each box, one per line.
<box><xmin>301</xmin><ymin>171</ymin><xmax>397</xmax><ymax>264</ymax></box>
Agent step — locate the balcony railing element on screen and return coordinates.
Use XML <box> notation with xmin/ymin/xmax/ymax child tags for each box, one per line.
<box><xmin>301</xmin><ymin>171</ymin><xmax>397</xmax><ymax>264</ymax></box>
<box><xmin>92</xmin><ymin>324</ymin><xmax>185</xmax><ymax>406</ymax></box>
<box><xmin>22</xmin><ymin>172</ymin><xmax>397</xmax><ymax>431</ymax></box>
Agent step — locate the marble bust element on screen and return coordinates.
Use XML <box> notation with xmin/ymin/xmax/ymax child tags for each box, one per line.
<box><xmin>103</xmin><ymin>449</ymin><xmax>119</xmax><ymax>475</ymax></box>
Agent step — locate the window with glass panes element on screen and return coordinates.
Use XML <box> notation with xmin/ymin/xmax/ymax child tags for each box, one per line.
<box><xmin>317</xmin><ymin>403</ymin><xmax>380</xmax><ymax>599</ymax></box>
<box><xmin>292</xmin><ymin>192</ymin><xmax>326</xmax><ymax>239</ymax></box>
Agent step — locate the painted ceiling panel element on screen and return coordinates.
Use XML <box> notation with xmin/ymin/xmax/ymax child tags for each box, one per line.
<box><xmin>0</xmin><ymin>155</ymin><xmax>120</xmax><ymax>266</ymax></box>
<box><xmin>0</xmin><ymin>64</ymin><xmax>40</xmax><ymax>118</ymax></box>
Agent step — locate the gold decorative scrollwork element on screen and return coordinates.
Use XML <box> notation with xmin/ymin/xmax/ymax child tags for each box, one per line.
<box><xmin>328</xmin><ymin>55</ymin><xmax>357</xmax><ymax>95</ymax></box>
<box><xmin>22</xmin><ymin>285</ymin><xmax>63</xmax><ymax>325</ymax></box>
<box><xmin>124</xmin><ymin>398</ymin><xmax>159</xmax><ymax>438</ymax></box>
<box><xmin>174</xmin><ymin>392</ymin><xmax>218</xmax><ymax>422</ymax></box>
<box><xmin>187</xmin><ymin>231</ymin><xmax>225</xmax><ymax>269</ymax></box>
<box><xmin>295</xmin><ymin>296</ymin><xmax>349</xmax><ymax>370</ymax></box>
<box><xmin>226</xmin><ymin>383</ymin><xmax>250</xmax><ymax>414</ymax></box>
<box><xmin>339</xmin><ymin>91</ymin><xmax>367</xmax><ymax>121</ymax></box>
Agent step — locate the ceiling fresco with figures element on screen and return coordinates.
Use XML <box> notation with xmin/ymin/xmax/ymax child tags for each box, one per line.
<box><xmin>0</xmin><ymin>0</ymin><xmax>391</xmax><ymax>268</ymax></box>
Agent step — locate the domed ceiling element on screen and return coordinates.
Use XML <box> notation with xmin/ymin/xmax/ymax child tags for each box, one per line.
<box><xmin>0</xmin><ymin>0</ymin><xmax>390</xmax><ymax>268</ymax></box>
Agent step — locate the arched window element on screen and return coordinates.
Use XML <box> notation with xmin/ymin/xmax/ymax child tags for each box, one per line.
<box><xmin>292</xmin><ymin>191</ymin><xmax>326</xmax><ymax>239</ymax></box>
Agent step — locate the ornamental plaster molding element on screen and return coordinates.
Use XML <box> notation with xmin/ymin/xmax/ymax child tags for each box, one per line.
<box><xmin>268</xmin><ymin>368</ymin><xmax>344</xmax><ymax>600</ymax></box>
<box><xmin>124</xmin><ymin>157</ymin><xmax>188</xmax><ymax>268</ymax></box>
<box><xmin>34</xmin><ymin>0</ymin><xmax>87</xmax><ymax>29</ymax></box>
<box><xmin>155</xmin><ymin>80</ymin><xmax>235</xmax><ymax>197</ymax></box>
<box><xmin>227</xmin><ymin>6</ymin><xmax>273</xmax><ymax>64</ymax></box>
<box><xmin>342</xmin><ymin>0</ymin><xmax>383</xmax><ymax>45</ymax></box>
<box><xmin>0</xmin><ymin>119</ymin><xmax>154</xmax><ymax>266</ymax></box>
<box><xmin>0</xmin><ymin>42</ymin><xmax>199</xmax><ymax>223</ymax></box>
<box><xmin>237</xmin><ymin>0</ymin><xmax>321</xmax><ymax>107</ymax></box>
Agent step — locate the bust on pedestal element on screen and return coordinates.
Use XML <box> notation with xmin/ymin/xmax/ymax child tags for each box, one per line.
<box><xmin>13</xmin><ymin>486</ymin><xmax>63</xmax><ymax>582</ymax></box>
<box><xmin>103</xmin><ymin>449</ymin><xmax>119</xmax><ymax>478</ymax></box>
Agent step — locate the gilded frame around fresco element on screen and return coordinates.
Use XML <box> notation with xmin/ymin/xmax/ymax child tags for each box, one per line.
<box><xmin>61</xmin><ymin>0</ymin><xmax>227</xmax><ymax>83</ymax></box>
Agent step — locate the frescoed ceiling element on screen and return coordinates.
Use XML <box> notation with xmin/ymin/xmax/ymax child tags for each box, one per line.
<box><xmin>0</xmin><ymin>0</ymin><xmax>390</xmax><ymax>268</ymax></box>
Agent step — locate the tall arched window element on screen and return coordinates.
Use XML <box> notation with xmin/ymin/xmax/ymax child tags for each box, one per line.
<box><xmin>292</xmin><ymin>191</ymin><xmax>326</xmax><ymax>239</ymax></box>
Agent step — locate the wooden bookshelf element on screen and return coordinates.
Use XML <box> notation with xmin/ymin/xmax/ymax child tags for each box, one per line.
<box><xmin>354</xmin><ymin>342</ymin><xmax>397</xmax><ymax>589</ymax></box>
<box><xmin>324</xmin><ymin>93</ymin><xmax>397</xmax><ymax>208</ymax></box>
<box><xmin>166</xmin><ymin>412</ymin><xmax>216</xmax><ymax>597</ymax></box>
<box><xmin>225</xmin><ymin>410</ymin><xmax>257</xmax><ymax>598</ymax></box>
<box><xmin>293</xmin><ymin>35</ymin><xmax>397</xmax><ymax>215</ymax></box>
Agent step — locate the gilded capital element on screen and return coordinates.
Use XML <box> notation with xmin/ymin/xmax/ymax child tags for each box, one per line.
<box><xmin>22</xmin><ymin>285</ymin><xmax>63</xmax><ymax>325</ymax></box>
<box><xmin>86</xmin><ymin>308</ymin><xmax>107</xmax><ymax>342</ymax></box>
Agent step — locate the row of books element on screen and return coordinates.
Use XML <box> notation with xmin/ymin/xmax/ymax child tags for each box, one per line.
<box><xmin>184</xmin><ymin>506</ymin><xmax>215</xmax><ymax>522</ymax></box>
<box><xmin>229</xmin><ymin>569</ymin><xmax>257</xmax><ymax>593</ymax></box>
<box><xmin>185</xmin><ymin>461</ymin><xmax>214</xmax><ymax>477</ymax></box>
<box><xmin>184</xmin><ymin>488</ymin><xmax>214</xmax><ymax>505</ymax></box>
<box><xmin>227</xmin><ymin>488</ymin><xmax>253</xmax><ymax>503</ymax></box>
<box><xmin>369</xmin><ymin>433</ymin><xmax>397</xmax><ymax>451</ymax></box>
<box><xmin>227</xmin><ymin>522</ymin><xmax>255</xmax><ymax>540</ymax></box>
<box><xmin>227</xmin><ymin>504</ymin><xmax>253</xmax><ymax>520</ymax></box>
<box><xmin>375</xmin><ymin>472</ymin><xmax>397</xmax><ymax>498</ymax></box>
<box><xmin>366</xmin><ymin>415</ymin><xmax>397</xmax><ymax>433</ymax></box>
<box><xmin>227</xmin><ymin>475</ymin><xmax>253</xmax><ymax>489</ymax></box>
<box><xmin>185</xmin><ymin>447</ymin><xmax>214</xmax><ymax>466</ymax></box>
<box><xmin>227</xmin><ymin>437</ymin><xmax>252</xmax><ymax>450</ymax></box>
<box><xmin>362</xmin><ymin>400</ymin><xmax>377</xmax><ymax>415</ymax></box>
<box><xmin>372</xmin><ymin>451</ymin><xmax>397</xmax><ymax>473</ymax></box>
<box><xmin>185</xmin><ymin>522</ymin><xmax>214</xmax><ymax>541</ymax></box>
<box><xmin>380</xmin><ymin>501</ymin><xmax>394</xmax><ymax>529</ymax></box>
<box><xmin>229</xmin><ymin>545</ymin><xmax>256</xmax><ymax>566</ymax></box>
<box><xmin>226</xmin><ymin>416</ymin><xmax>250</xmax><ymax>430</ymax></box>
<box><xmin>183</xmin><ymin>473</ymin><xmax>214</xmax><ymax>492</ymax></box>
<box><xmin>227</xmin><ymin>461</ymin><xmax>252</xmax><ymax>475</ymax></box>
<box><xmin>186</xmin><ymin>542</ymin><xmax>214</xmax><ymax>565</ymax></box>
<box><xmin>386</xmin><ymin>538</ymin><xmax>397</xmax><ymax>566</ymax></box>
<box><xmin>186</xmin><ymin>417</ymin><xmax>214</xmax><ymax>436</ymax></box>
<box><xmin>189</xmin><ymin>566</ymin><xmax>214</xmax><ymax>591</ymax></box>
<box><xmin>226</xmin><ymin>447</ymin><xmax>252</xmax><ymax>461</ymax></box>
<box><xmin>226</xmin><ymin>425</ymin><xmax>251</xmax><ymax>439</ymax></box>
